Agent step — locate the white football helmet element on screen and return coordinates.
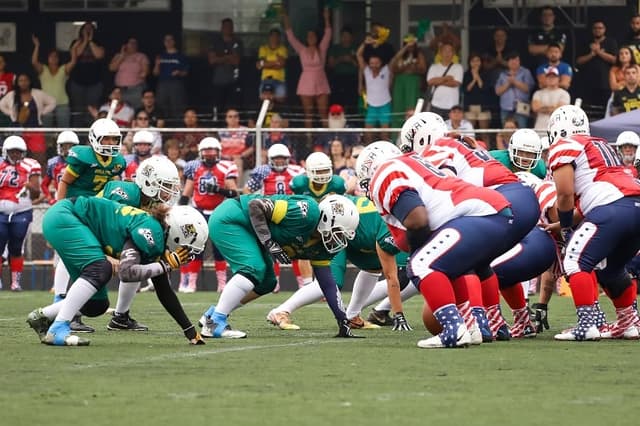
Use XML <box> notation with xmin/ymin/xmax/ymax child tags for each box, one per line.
<box><xmin>514</xmin><ymin>171</ymin><xmax>542</xmax><ymax>191</ymax></box>
<box><xmin>56</xmin><ymin>131</ymin><xmax>80</xmax><ymax>157</ymax></box>
<box><xmin>509</xmin><ymin>129</ymin><xmax>543</xmax><ymax>170</ymax></box>
<box><xmin>355</xmin><ymin>141</ymin><xmax>402</xmax><ymax>192</ymax></box>
<box><xmin>198</xmin><ymin>137</ymin><xmax>221</xmax><ymax>167</ymax></box>
<box><xmin>132</xmin><ymin>130</ymin><xmax>154</xmax><ymax>157</ymax></box>
<box><xmin>547</xmin><ymin>105</ymin><xmax>590</xmax><ymax>145</ymax></box>
<box><xmin>539</xmin><ymin>135</ymin><xmax>550</xmax><ymax>151</ymax></box>
<box><xmin>135</xmin><ymin>156</ymin><xmax>181</xmax><ymax>206</ymax></box>
<box><xmin>88</xmin><ymin>118</ymin><xmax>122</xmax><ymax>156</ymax></box>
<box><xmin>305</xmin><ymin>152</ymin><xmax>333</xmax><ymax>184</ymax></box>
<box><xmin>615</xmin><ymin>131</ymin><xmax>640</xmax><ymax>164</ymax></box>
<box><xmin>317</xmin><ymin>194</ymin><xmax>360</xmax><ymax>254</ymax></box>
<box><xmin>268</xmin><ymin>144</ymin><xmax>290</xmax><ymax>172</ymax></box>
<box><xmin>165</xmin><ymin>206</ymin><xmax>209</xmax><ymax>255</ymax></box>
<box><xmin>2</xmin><ymin>135</ymin><xmax>27</xmax><ymax>164</ymax></box>
<box><xmin>399</xmin><ymin>112</ymin><xmax>447</xmax><ymax>154</ymax></box>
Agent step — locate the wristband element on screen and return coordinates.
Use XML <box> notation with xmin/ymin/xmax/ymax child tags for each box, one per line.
<box><xmin>558</xmin><ymin>209</ymin><xmax>574</xmax><ymax>229</ymax></box>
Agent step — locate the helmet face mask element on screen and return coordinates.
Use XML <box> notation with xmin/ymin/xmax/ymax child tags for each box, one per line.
<box><xmin>509</xmin><ymin>129</ymin><xmax>542</xmax><ymax>170</ymax></box>
<box><xmin>305</xmin><ymin>152</ymin><xmax>333</xmax><ymax>184</ymax></box>
<box><xmin>165</xmin><ymin>206</ymin><xmax>208</xmax><ymax>255</ymax></box>
<box><xmin>268</xmin><ymin>144</ymin><xmax>291</xmax><ymax>172</ymax></box>
<box><xmin>89</xmin><ymin>118</ymin><xmax>122</xmax><ymax>157</ymax></box>
<box><xmin>615</xmin><ymin>131</ymin><xmax>640</xmax><ymax>164</ymax></box>
<box><xmin>56</xmin><ymin>131</ymin><xmax>79</xmax><ymax>157</ymax></box>
<box><xmin>198</xmin><ymin>137</ymin><xmax>222</xmax><ymax>167</ymax></box>
<box><xmin>317</xmin><ymin>195</ymin><xmax>360</xmax><ymax>254</ymax></box>
<box><xmin>135</xmin><ymin>157</ymin><xmax>181</xmax><ymax>206</ymax></box>
<box><xmin>2</xmin><ymin>136</ymin><xmax>27</xmax><ymax>164</ymax></box>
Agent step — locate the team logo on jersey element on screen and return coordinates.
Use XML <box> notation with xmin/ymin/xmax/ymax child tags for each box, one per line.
<box><xmin>113</xmin><ymin>164</ymin><xmax>123</xmax><ymax>172</ymax></box>
<box><xmin>110</xmin><ymin>188</ymin><xmax>129</xmax><ymax>199</ymax></box>
<box><xmin>138</xmin><ymin>228</ymin><xmax>155</xmax><ymax>246</ymax></box>
<box><xmin>296</xmin><ymin>201</ymin><xmax>309</xmax><ymax>217</ymax></box>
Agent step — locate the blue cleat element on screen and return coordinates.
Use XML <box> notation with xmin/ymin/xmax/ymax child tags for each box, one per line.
<box><xmin>201</xmin><ymin>311</ymin><xmax>246</xmax><ymax>339</ymax></box>
<box><xmin>471</xmin><ymin>307</ymin><xmax>493</xmax><ymax>343</ymax></box>
<box><xmin>43</xmin><ymin>320</ymin><xmax>90</xmax><ymax>346</ymax></box>
<box><xmin>198</xmin><ymin>304</ymin><xmax>216</xmax><ymax>328</ymax></box>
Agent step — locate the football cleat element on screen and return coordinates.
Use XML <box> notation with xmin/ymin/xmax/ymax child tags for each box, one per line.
<box><xmin>43</xmin><ymin>321</ymin><xmax>90</xmax><ymax>346</ymax></box>
<box><xmin>599</xmin><ymin>305</ymin><xmax>640</xmax><ymax>340</ymax></box>
<box><xmin>417</xmin><ymin>323</ymin><xmax>471</xmax><ymax>349</ymax></box>
<box><xmin>10</xmin><ymin>283</ymin><xmax>22</xmax><ymax>292</ymax></box>
<box><xmin>70</xmin><ymin>315</ymin><xmax>95</xmax><ymax>333</ymax></box>
<box><xmin>468</xmin><ymin>321</ymin><xmax>483</xmax><ymax>345</ymax></box>
<box><xmin>201</xmin><ymin>313</ymin><xmax>246</xmax><ymax>339</ymax></box>
<box><xmin>348</xmin><ymin>315</ymin><xmax>381</xmax><ymax>329</ymax></box>
<box><xmin>107</xmin><ymin>311</ymin><xmax>148</xmax><ymax>331</ymax></box>
<box><xmin>510</xmin><ymin>307</ymin><xmax>537</xmax><ymax>339</ymax></box>
<box><xmin>555</xmin><ymin>305</ymin><xmax>601</xmax><ymax>341</ymax></box>
<box><xmin>335</xmin><ymin>319</ymin><xmax>364</xmax><ymax>338</ymax></box>
<box><xmin>26</xmin><ymin>308</ymin><xmax>52</xmax><ymax>340</ymax></box>
<box><xmin>367</xmin><ymin>308</ymin><xmax>394</xmax><ymax>326</ymax></box>
<box><xmin>471</xmin><ymin>307</ymin><xmax>493</xmax><ymax>343</ymax></box>
<box><xmin>495</xmin><ymin>323</ymin><xmax>512</xmax><ymax>341</ymax></box>
<box><xmin>267</xmin><ymin>310</ymin><xmax>300</xmax><ymax>330</ymax></box>
<box><xmin>198</xmin><ymin>304</ymin><xmax>217</xmax><ymax>328</ymax></box>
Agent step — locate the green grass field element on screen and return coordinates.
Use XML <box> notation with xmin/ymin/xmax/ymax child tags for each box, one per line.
<box><xmin>1</xmin><ymin>290</ymin><xmax>638</xmax><ymax>426</ymax></box>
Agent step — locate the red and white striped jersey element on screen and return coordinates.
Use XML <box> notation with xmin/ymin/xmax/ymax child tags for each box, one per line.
<box><xmin>535</xmin><ymin>180</ymin><xmax>557</xmax><ymax>225</ymax></box>
<box><xmin>184</xmin><ymin>159</ymin><xmax>238</xmax><ymax>211</ymax></box>
<box><xmin>422</xmin><ymin>137</ymin><xmax>518</xmax><ymax>187</ymax></box>
<box><xmin>0</xmin><ymin>158</ymin><xmax>41</xmax><ymax>202</ymax></box>
<box><xmin>370</xmin><ymin>153</ymin><xmax>511</xmax><ymax>252</ymax></box>
<box><xmin>548</xmin><ymin>134</ymin><xmax>640</xmax><ymax>215</ymax></box>
<box><xmin>41</xmin><ymin>155</ymin><xmax>66</xmax><ymax>200</ymax></box>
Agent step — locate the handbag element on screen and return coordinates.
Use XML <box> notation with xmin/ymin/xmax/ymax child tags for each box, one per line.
<box><xmin>425</xmin><ymin>63</ymin><xmax>453</xmax><ymax>111</ymax></box>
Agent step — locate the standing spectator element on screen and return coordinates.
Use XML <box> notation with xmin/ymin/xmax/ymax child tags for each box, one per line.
<box><xmin>31</xmin><ymin>35</ymin><xmax>76</xmax><ymax>129</ymax></box>
<box><xmin>624</xmin><ymin>15</ymin><xmax>640</xmax><ymax>64</ymax></box>
<box><xmin>389</xmin><ymin>34</ymin><xmax>427</xmax><ymax>129</ymax></box>
<box><xmin>209</xmin><ymin>18</ymin><xmax>243</xmax><ymax>117</ymax></box>
<box><xmin>527</xmin><ymin>6</ymin><xmax>568</xmax><ymax>66</ymax></box>
<box><xmin>445</xmin><ymin>105</ymin><xmax>475</xmax><ymax>138</ymax></box>
<box><xmin>611</xmin><ymin>65</ymin><xmax>640</xmax><ymax>115</ymax></box>
<box><xmin>68</xmin><ymin>22</ymin><xmax>105</xmax><ymax>127</ymax></box>
<box><xmin>462</xmin><ymin>52</ymin><xmax>492</xmax><ymax>132</ymax></box>
<box><xmin>575</xmin><ymin>20</ymin><xmax>617</xmax><ymax>111</ymax></box>
<box><xmin>494</xmin><ymin>115</ymin><xmax>518</xmax><ymax>150</ymax></box>
<box><xmin>153</xmin><ymin>33</ymin><xmax>188</xmax><ymax>124</ymax></box>
<box><xmin>283</xmin><ymin>7</ymin><xmax>332</xmax><ymax>128</ymax></box>
<box><xmin>218</xmin><ymin>108</ymin><xmax>253</xmax><ymax>180</ymax></box>
<box><xmin>140</xmin><ymin>89</ymin><xmax>165</xmax><ymax>128</ymax></box>
<box><xmin>535</xmin><ymin>42</ymin><xmax>573</xmax><ymax>90</ymax></box>
<box><xmin>108</xmin><ymin>37</ymin><xmax>149</xmax><ymax>110</ymax></box>
<box><xmin>495</xmin><ymin>51</ymin><xmax>535</xmax><ymax>128</ymax></box>
<box><xmin>356</xmin><ymin>48</ymin><xmax>392</xmax><ymax>143</ymax></box>
<box><xmin>88</xmin><ymin>87</ymin><xmax>134</xmax><ymax>128</ymax></box>
<box><xmin>0</xmin><ymin>54</ymin><xmax>15</xmax><ymax>128</ymax></box>
<box><xmin>425</xmin><ymin>41</ymin><xmax>463</xmax><ymax>119</ymax></box>
<box><xmin>327</xmin><ymin>27</ymin><xmax>358</xmax><ymax>113</ymax></box>
<box><xmin>172</xmin><ymin>107</ymin><xmax>207</xmax><ymax>161</ymax></box>
<box><xmin>256</xmin><ymin>28</ymin><xmax>288</xmax><ymax>105</ymax></box>
<box><xmin>531</xmin><ymin>67</ymin><xmax>571</xmax><ymax>131</ymax></box>
<box><xmin>362</xmin><ymin>23</ymin><xmax>395</xmax><ymax>66</ymax></box>
<box><xmin>0</xmin><ymin>73</ymin><xmax>56</xmax><ymax>168</ymax></box>
<box><xmin>483</xmin><ymin>28</ymin><xmax>512</xmax><ymax>74</ymax></box>
<box><xmin>0</xmin><ymin>136</ymin><xmax>41</xmax><ymax>291</ymax></box>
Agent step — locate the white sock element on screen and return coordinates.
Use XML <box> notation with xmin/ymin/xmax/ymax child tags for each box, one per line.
<box><xmin>215</xmin><ymin>274</ymin><xmax>254</xmax><ymax>316</ymax></box>
<box><xmin>42</xmin><ymin>300</ymin><xmax>63</xmax><ymax>319</ymax></box>
<box><xmin>55</xmin><ymin>279</ymin><xmax>98</xmax><ymax>322</ymax></box>
<box><xmin>520</xmin><ymin>281</ymin><xmax>529</xmax><ymax>299</ymax></box>
<box><xmin>53</xmin><ymin>260</ymin><xmax>71</xmax><ymax>296</ymax></box>
<box><xmin>375</xmin><ymin>283</ymin><xmax>419</xmax><ymax>312</ymax></box>
<box><xmin>361</xmin><ymin>279</ymin><xmax>392</xmax><ymax>309</ymax></box>
<box><xmin>346</xmin><ymin>271</ymin><xmax>380</xmax><ymax>319</ymax></box>
<box><xmin>115</xmin><ymin>281</ymin><xmax>140</xmax><ymax>314</ymax></box>
<box><xmin>276</xmin><ymin>280</ymin><xmax>323</xmax><ymax>314</ymax></box>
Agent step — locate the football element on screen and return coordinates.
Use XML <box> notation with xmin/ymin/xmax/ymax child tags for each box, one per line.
<box><xmin>422</xmin><ymin>302</ymin><xmax>443</xmax><ymax>335</ymax></box>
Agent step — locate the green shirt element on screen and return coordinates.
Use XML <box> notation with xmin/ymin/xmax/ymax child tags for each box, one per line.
<box><xmin>328</xmin><ymin>44</ymin><xmax>358</xmax><ymax>76</ymax></box>
<box><xmin>290</xmin><ymin>174</ymin><xmax>346</xmax><ymax>200</ymax></box>
<box><xmin>489</xmin><ymin>149</ymin><xmax>547</xmax><ymax>179</ymax></box>
<box><xmin>345</xmin><ymin>195</ymin><xmax>399</xmax><ymax>257</ymax></box>
<box><xmin>65</xmin><ymin>145</ymin><xmax>126</xmax><ymax>198</ymax></box>
<box><xmin>71</xmin><ymin>196</ymin><xmax>164</xmax><ymax>261</ymax></box>
<box><xmin>98</xmin><ymin>181</ymin><xmax>141</xmax><ymax>207</ymax></box>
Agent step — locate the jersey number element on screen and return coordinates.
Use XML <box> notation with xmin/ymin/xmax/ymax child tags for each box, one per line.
<box><xmin>198</xmin><ymin>176</ymin><xmax>218</xmax><ymax>194</ymax></box>
<box><xmin>592</xmin><ymin>140</ymin><xmax>623</xmax><ymax>167</ymax></box>
<box><xmin>0</xmin><ymin>169</ymin><xmax>20</xmax><ymax>187</ymax></box>
<box><xmin>92</xmin><ymin>174</ymin><xmax>110</xmax><ymax>192</ymax></box>
<box><xmin>410</xmin><ymin>154</ymin><xmax>447</xmax><ymax>177</ymax></box>
<box><xmin>275</xmin><ymin>181</ymin><xmax>286</xmax><ymax>194</ymax></box>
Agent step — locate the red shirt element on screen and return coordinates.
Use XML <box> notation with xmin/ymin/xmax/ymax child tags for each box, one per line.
<box><xmin>184</xmin><ymin>159</ymin><xmax>238</xmax><ymax>211</ymax></box>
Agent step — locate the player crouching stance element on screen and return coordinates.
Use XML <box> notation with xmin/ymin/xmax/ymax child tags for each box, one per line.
<box><xmin>356</xmin><ymin>141</ymin><xmax>514</xmax><ymax>348</ymax></box>
<box><xmin>27</xmin><ymin>198</ymin><xmax>208</xmax><ymax>346</ymax></box>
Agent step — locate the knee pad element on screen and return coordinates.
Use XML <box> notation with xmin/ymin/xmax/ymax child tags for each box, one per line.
<box><xmin>80</xmin><ymin>259</ymin><xmax>113</xmax><ymax>289</ymax></box>
<box><xmin>595</xmin><ymin>269</ymin><xmax>632</xmax><ymax>299</ymax></box>
<box><xmin>80</xmin><ymin>298</ymin><xmax>110</xmax><ymax>317</ymax></box>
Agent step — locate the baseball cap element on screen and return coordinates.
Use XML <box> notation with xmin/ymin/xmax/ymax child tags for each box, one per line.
<box><xmin>544</xmin><ymin>66</ymin><xmax>559</xmax><ymax>76</ymax></box>
<box><xmin>329</xmin><ymin>104</ymin><xmax>344</xmax><ymax>115</ymax></box>
<box><xmin>261</xmin><ymin>83</ymin><xmax>274</xmax><ymax>93</ymax></box>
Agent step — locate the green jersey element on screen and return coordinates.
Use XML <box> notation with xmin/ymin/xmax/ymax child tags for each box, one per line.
<box><xmin>71</xmin><ymin>196</ymin><xmax>164</xmax><ymax>261</ymax></box>
<box><xmin>289</xmin><ymin>174</ymin><xmax>346</xmax><ymax>200</ymax></box>
<box><xmin>489</xmin><ymin>149</ymin><xmax>547</xmax><ymax>179</ymax></box>
<box><xmin>345</xmin><ymin>195</ymin><xmax>399</xmax><ymax>258</ymax></box>
<box><xmin>239</xmin><ymin>194</ymin><xmax>331</xmax><ymax>265</ymax></box>
<box><xmin>65</xmin><ymin>145</ymin><xmax>126</xmax><ymax>198</ymax></box>
<box><xmin>97</xmin><ymin>180</ymin><xmax>141</xmax><ymax>207</ymax></box>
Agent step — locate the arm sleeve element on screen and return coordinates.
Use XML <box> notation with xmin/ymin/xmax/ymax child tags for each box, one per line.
<box><xmin>390</xmin><ymin>189</ymin><xmax>424</xmax><ymax>223</ymax></box>
<box><xmin>151</xmin><ymin>273</ymin><xmax>194</xmax><ymax>332</ymax></box>
<box><xmin>248</xmin><ymin>198</ymin><xmax>276</xmax><ymax>244</ymax></box>
<box><xmin>118</xmin><ymin>240</ymin><xmax>167</xmax><ymax>282</ymax></box>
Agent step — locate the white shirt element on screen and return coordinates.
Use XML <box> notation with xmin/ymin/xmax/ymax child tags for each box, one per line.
<box><xmin>364</xmin><ymin>65</ymin><xmax>392</xmax><ymax>107</ymax></box>
<box><xmin>445</xmin><ymin>119</ymin><xmax>476</xmax><ymax>138</ymax></box>
<box><xmin>532</xmin><ymin>87</ymin><xmax>570</xmax><ymax>131</ymax></box>
<box><xmin>426</xmin><ymin>62</ymin><xmax>463</xmax><ymax>110</ymax></box>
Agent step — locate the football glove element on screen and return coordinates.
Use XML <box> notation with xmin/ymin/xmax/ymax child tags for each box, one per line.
<box><xmin>218</xmin><ymin>188</ymin><xmax>238</xmax><ymax>198</ymax></box>
<box><xmin>264</xmin><ymin>239</ymin><xmax>291</xmax><ymax>264</ymax></box>
<box><xmin>392</xmin><ymin>312</ymin><xmax>412</xmax><ymax>331</ymax></box>
<box><xmin>532</xmin><ymin>303</ymin><xmax>549</xmax><ymax>333</ymax></box>
<box><xmin>162</xmin><ymin>247</ymin><xmax>192</xmax><ymax>270</ymax></box>
<box><xmin>205</xmin><ymin>182</ymin><xmax>219</xmax><ymax>194</ymax></box>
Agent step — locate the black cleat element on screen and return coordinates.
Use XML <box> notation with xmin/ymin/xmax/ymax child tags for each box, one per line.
<box><xmin>335</xmin><ymin>319</ymin><xmax>365</xmax><ymax>338</ymax></box>
<box><xmin>367</xmin><ymin>308</ymin><xmax>394</xmax><ymax>326</ymax></box>
<box><xmin>107</xmin><ymin>311</ymin><xmax>148</xmax><ymax>331</ymax></box>
<box><xmin>70</xmin><ymin>315</ymin><xmax>95</xmax><ymax>333</ymax></box>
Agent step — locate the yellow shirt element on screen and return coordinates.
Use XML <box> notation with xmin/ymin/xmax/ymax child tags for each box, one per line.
<box><xmin>258</xmin><ymin>44</ymin><xmax>288</xmax><ymax>82</ymax></box>
<box><xmin>40</xmin><ymin>65</ymin><xmax>69</xmax><ymax>105</ymax></box>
